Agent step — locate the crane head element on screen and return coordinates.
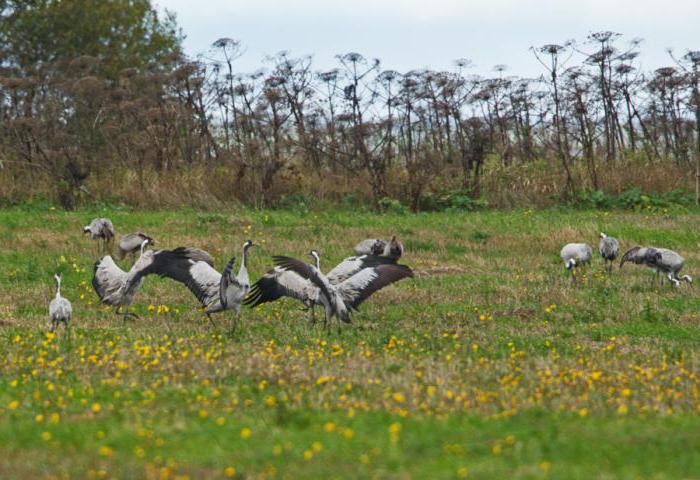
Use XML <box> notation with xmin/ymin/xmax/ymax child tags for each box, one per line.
<box><xmin>566</xmin><ymin>258</ymin><xmax>577</xmax><ymax>270</ymax></box>
<box><xmin>388</xmin><ymin>236</ymin><xmax>404</xmax><ymax>259</ymax></box>
<box><xmin>599</xmin><ymin>232</ymin><xmax>607</xmax><ymax>239</ymax></box>
<box><xmin>54</xmin><ymin>273</ymin><xmax>62</xmax><ymax>283</ymax></box>
<box><xmin>139</xmin><ymin>238</ymin><xmax>151</xmax><ymax>256</ymax></box>
<box><xmin>243</xmin><ymin>239</ymin><xmax>255</xmax><ymax>249</ymax></box>
<box><xmin>308</xmin><ymin>250</ymin><xmax>321</xmax><ymax>270</ymax></box>
<box><xmin>140</xmin><ymin>233</ymin><xmax>155</xmax><ymax>246</ymax></box>
<box><xmin>370</xmin><ymin>240</ymin><xmax>385</xmax><ymax>256</ymax></box>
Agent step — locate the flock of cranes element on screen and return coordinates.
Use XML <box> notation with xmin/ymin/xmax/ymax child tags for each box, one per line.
<box><xmin>73</xmin><ymin>220</ymin><xmax>413</xmax><ymax>332</ymax></box>
<box><xmin>561</xmin><ymin>232</ymin><xmax>692</xmax><ymax>287</ymax></box>
<box><xmin>49</xmin><ymin>220</ymin><xmax>692</xmax><ymax>332</ymax></box>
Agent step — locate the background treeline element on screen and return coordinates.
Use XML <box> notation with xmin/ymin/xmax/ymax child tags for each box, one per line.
<box><xmin>1</xmin><ymin>1</ymin><xmax>699</xmax><ymax>210</ymax></box>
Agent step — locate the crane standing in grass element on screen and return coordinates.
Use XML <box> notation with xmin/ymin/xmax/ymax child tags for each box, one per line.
<box><xmin>49</xmin><ymin>274</ymin><xmax>72</xmax><ymax>332</ymax></box>
<box><xmin>560</xmin><ymin>243</ymin><xmax>593</xmax><ymax>284</ymax></box>
<box><xmin>598</xmin><ymin>232</ymin><xmax>619</xmax><ymax>274</ymax></box>
<box><xmin>84</xmin><ymin>218</ymin><xmax>115</xmax><ymax>255</ymax></box>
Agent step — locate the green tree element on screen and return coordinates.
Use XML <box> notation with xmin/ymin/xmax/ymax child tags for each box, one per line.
<box><xmin>0</xmin><ymin>0</ymin><xmax>182</xmax><ymax>78</ymax></box>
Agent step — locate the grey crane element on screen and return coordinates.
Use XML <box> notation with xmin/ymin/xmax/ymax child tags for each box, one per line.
<box><xmin>185</xmin><ymin>240</ymin><xmax>254</xmax><ymax>331</ymax></box>
<box><xmin>598</xmin><ymin>232</ymin><xmax>619</xmax><ymax>273</ymax></box>
<box><xmin>266</xmin><ymin>250</ymin><xmax>413</xmax><ymax>330</ymax></box>
<box><xmin>353</xmin><ymin>236</ymin><xmax>404</xmax><ymax>259</ymax></box>
<box><xmin>620</xmin><ymin>246</ymin><xmax>692</xmax><ymax>287</ymax></box>
<box><xmin>117</xmin><ymin>232</ymin><xmax>155</xmax><ymax>262</ymax></box>
<box><xmin>93</xmin><ymin>239</ymin><xmax>214</xmax><ymax>321</ymax></box>
<box><xmin>243</xmin><ymin>251</ymin><xmax>401</xmax><ymax>322</ymax></box>
<box><xmin>126</xmin><ymin>240</ymin><xmax>255</xmax><ymax>330</ymax></box>
<box><xmin>92</xmin><ymin>238</ymin><xmax>162</xmax><ymax>320</ymax></box>
<box><xmin>560</xmin><ymin>243</ymin><xmax>593</xmax><ymax>284</ymax></box>
<box><xmin>48</xmin><ymin>273</ymin><xmax>72</xmax><ymax>332</ymax></box>
<box><xmin>84</xmin><ymin>218</ymin><xmax>115</xmax><ymax>254</ymax></box>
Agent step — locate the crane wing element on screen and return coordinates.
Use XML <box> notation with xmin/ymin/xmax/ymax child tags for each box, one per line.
<box><xmin>129</xmin><ymin>247</ymin><xmax>221</xmax><ymax>307</ymax></box>
<box><xmin>337</xmin><ymin>264</ymin><xmax>414</xmax><ymax>310</ymax></box>
<box><xmin>243</xmin><ymin>267</ymin><xmax>317</xmax><ymax>307</ymax></box>
<box><xmin>272</xmin><ymin>255</ymin><xmax>334</xmax><ymax>300</ymax></box>
<box><xmin>326</xmin><ymin>255</ymin><xmax>397</xmax><ymax>284</ymax></box>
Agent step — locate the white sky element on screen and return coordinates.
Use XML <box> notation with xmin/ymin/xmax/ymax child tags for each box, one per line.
<box><xmin>157</xmin><ymin>0</ymin><xmax>699</xmax><ymax>77</ymax></box>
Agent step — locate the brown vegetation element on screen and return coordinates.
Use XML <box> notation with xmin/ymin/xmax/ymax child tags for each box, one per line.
<box><xmin>1</xmin><ymin>2</ymin><xmax>699</xmax><ymax>209</ymax></box>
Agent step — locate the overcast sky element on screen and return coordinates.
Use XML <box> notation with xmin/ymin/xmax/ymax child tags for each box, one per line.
<box><xmin>157</xmin><ymin>0</ymin><xmax>699</xmax><ymax>78</ymax></box>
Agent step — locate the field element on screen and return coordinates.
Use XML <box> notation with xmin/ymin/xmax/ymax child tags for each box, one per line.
<box><xmin>2</xmin><ymin>204</ymin><xmax>700</xmax><ymax>479</ymax></box>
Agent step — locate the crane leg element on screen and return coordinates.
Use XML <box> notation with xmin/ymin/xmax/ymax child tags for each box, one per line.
<box><xmin>323</xmin><ymin>307</ymin><xmax>331</xmax><ymax>332</ymax></box>
<box><xmin>229</xmin><ymin>314</ymin><xmax>239</xmax><ymax>333</ymax></box>
<box><xmin>116</xmin><ymin>307</ymin><xmax>139</xmax><ymax>323</ymax></box>
<box><xmin>205</xmin><ymin>313</ymin><xmax>218</xmax><ymax>329</ymax></box>
<box><xmin>668</xmin><ymin>273</ymin><xmax>680</xmax><ymax>288</ymax></box>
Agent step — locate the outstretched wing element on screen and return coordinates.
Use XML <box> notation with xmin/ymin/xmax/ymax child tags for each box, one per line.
<box><xmin>127</xmin><ymin>247</ymin><xmax>221</xmax><ymax>307</ymax></box>
<box><xmin>337</xmin><ymin>264</ymin><xmax>414</xmax><ymax>310</ymax></box>
<box><xmin>326</xmin><ymin>254</ymin><xmax>397</xmax><ymax>284</ymax></box>
<box><xmin>273</xmin><ymin>255</ymin><xmax>335</xmax><ymax>302</ymax></box>
<box><xmin>243</xmin><ymin>267</ymin><xmax>317</xmax><ymax>307</ymax></box>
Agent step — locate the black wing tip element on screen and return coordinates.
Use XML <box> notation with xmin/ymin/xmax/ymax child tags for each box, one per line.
<box><xmin>272</xmin><ymin>255</ymin><xmax>301</xmax><ymax>271</ymax></box>
<box><xmin>379</xmin><ymin>263</ymin><xmax>414</xmax><ymax>278</ymax></box>
<box><xmin>242</xmin><ymin>275</ymin><xmax>283</xmax><ymax>308</ymax></box>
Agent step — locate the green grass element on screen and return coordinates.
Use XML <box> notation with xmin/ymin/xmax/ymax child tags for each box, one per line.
<box><xmin>1</xmin><ymin>205</ymin><xmax>700</xmax><ymax>478</ymax></box>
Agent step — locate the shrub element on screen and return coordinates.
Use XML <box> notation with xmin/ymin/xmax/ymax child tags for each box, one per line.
<box><xmin>418</xmin><ymin>189</ymin><xmax>488</xmax><ymax>212</ymax></box>
<box><xmin>378</xmin><ymin>197</ymin><xmax>408</xmax><ymax>214</ymax></box>
<box><xmin>577</xmin><ymin>188</ymin><xmax>694</xmax><ymax>211</ymax></box>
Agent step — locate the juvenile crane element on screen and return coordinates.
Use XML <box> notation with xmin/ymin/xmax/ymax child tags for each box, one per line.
<box><xmin>117</xmin><ymin>232</ymin><xmax>155</xmax><ymax>262</ymax></box>
<box><xmin>620</xmin><ymin>246</ymin><xmax>692</xmax><ymax>287</ymax></box>
<box><xmin>560</xmin><ymin>243</ymin><xmax>593</xmax><ymax>284</ymax></box>
<box><xmin>48</xmin><ymin>273</ymin><xmax>72</xmax><ymax>332</ymax></box>
<box><xmin>84</xmin><ymin>218</ymin><xmax>115</xmax><ymax>254</ymax></box>
<box><xmin>598</xmin><ymin>232</ymin><xmax>619</xmax><ymax>273</ymax></box>
<box><xmin>270</xmin><ymin>250</ymin><xmax>413</xmax><ymax>330</ymax></box>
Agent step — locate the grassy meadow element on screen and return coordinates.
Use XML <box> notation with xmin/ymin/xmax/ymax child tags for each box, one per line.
<box><xmin>1</xmin><ymin>204</ymin><xmax>700</xmax><ymax>479</ymax></box>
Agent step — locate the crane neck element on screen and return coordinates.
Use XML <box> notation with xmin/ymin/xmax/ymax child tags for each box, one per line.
<box><xmin>238</xmin><ymin>244</ymin><xmax>250</xmax><ymax>280</ymax></box>
<box><xmin>55</xmin><ymin>278</ymin><xmax>62</xmax><ymax>298</ymax></box>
